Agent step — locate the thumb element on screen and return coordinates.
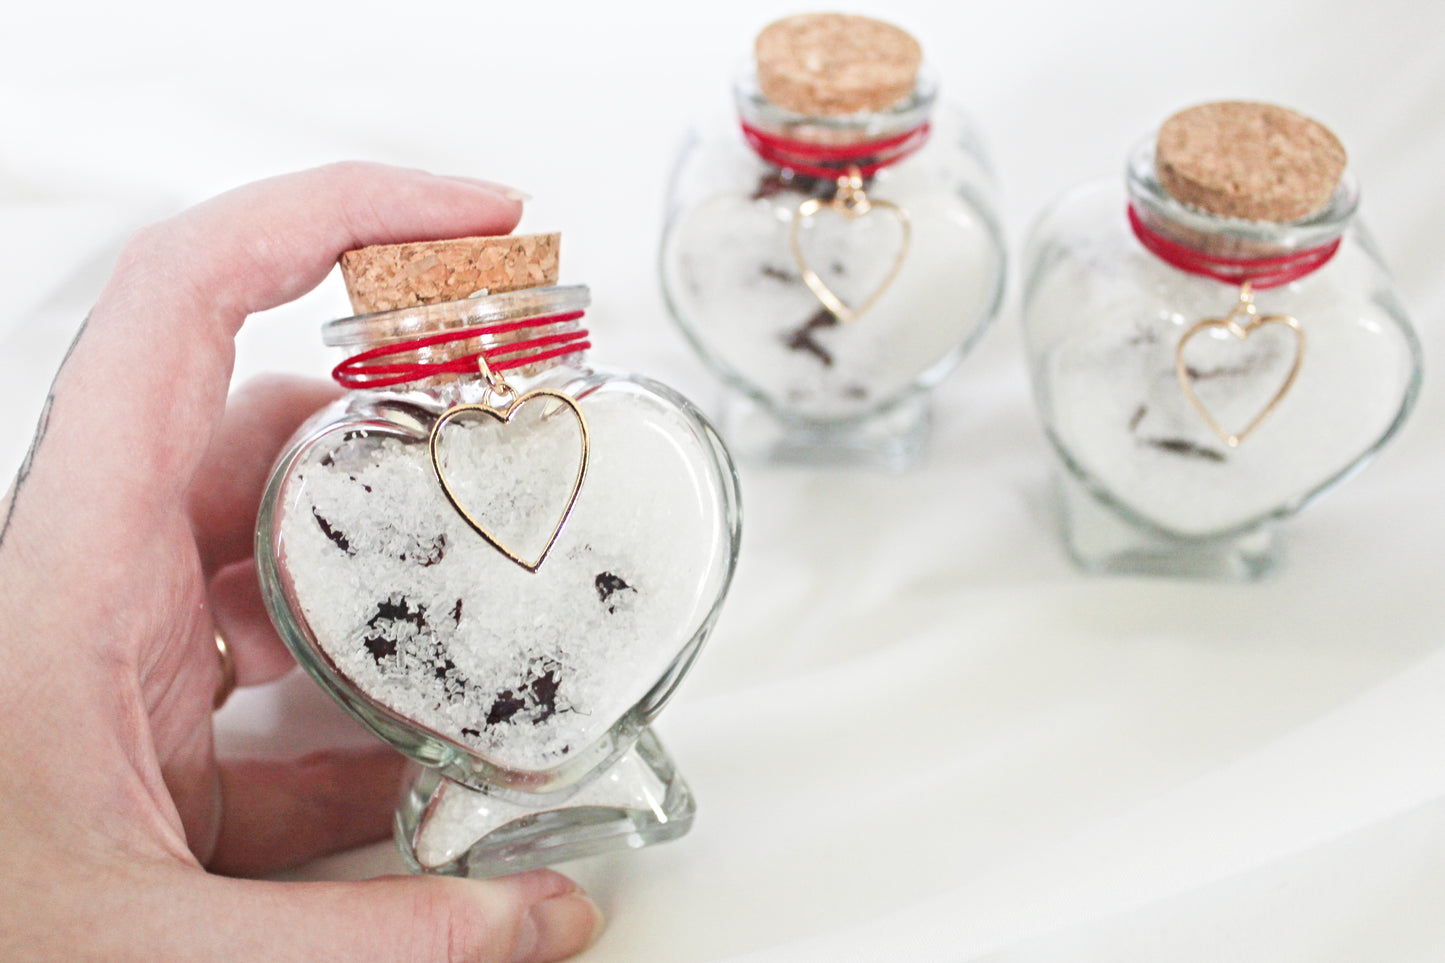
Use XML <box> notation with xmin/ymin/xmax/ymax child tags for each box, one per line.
<box><xmin>211</xmin><ymin>870</ymin><xmax>603</xmax><ymax>962</ymax></box>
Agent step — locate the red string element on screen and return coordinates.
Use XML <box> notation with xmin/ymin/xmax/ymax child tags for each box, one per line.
<box><xmin>740</xmin><ymin>121</ymin><xmax>931</xmax><ymax>179</ymax></box>
<box><xmin>332</xmin><ymin>311</ymin><xmax>589</xmax><ymax>389</ymax></box>
<box><xmin>1127</xmin><ymin>204</ymin><xmax>1340</xmax><ymax>289</ymax></box>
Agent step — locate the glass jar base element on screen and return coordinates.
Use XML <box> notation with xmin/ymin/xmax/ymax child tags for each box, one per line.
<box><xmin>1057</xmin><ymin>470</ymin><xmax>1279</xmax><ymax>580</ymax></box>
<box><xmin>717</xmin><ymin>390</ymin><xmax>931</xmax><ymax>470</ymax></box>
<box><xmin>395</xmin><ymin>728</ymin><xmax>694</xmax><ymax>880</ymax></box>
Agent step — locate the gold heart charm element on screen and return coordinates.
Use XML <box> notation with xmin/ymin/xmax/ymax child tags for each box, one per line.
<box><xmin>1175</xmin><ymin>284</ymin><xmax>1305</xmax><ymax>448</ymax></box>
<box><xmin>789</xmin><ymin>171</ymin><xmax>911</xmax><ymax>324</ymax></box>
<box><xmin>428</xmin><ymin>389</ymin><xmax>590</xmax><ymax>572</ymax></box>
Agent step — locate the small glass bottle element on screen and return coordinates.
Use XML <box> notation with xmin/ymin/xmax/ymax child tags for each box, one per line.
<box><xmin>660</xmin><ymin>13</ymin><xmax>1006</xmax><ymax>468</ymax></box>
<box><xmin>1022</xmin><ymin>102</ymin><xmax>1423</xmax><ymax>578</ymax></box>
<box><xmin>255</xmin><ymin>233</ymin><xmax>741</xmax><ymax>877</ymax></box>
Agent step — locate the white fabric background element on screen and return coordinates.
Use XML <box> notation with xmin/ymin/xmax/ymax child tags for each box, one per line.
<box><xmin>3</xmin><ymin>0</ymin><xmax>1443</xmax><ymax>959</ymax></box>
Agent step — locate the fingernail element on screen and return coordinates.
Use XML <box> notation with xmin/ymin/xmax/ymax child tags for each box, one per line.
<box><xmin>444</xmin><ymin>175</ymin><xmax>531</xmax><ymax>204</ymax></box>
<box><xmin>511</xmin><ymin>892</ymin><xmax>605</xmax><ymax>963</ymax></box>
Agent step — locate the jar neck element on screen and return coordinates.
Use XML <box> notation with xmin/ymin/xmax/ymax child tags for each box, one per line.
<box><xmin>734</xmin><ymin>65</ymin><xmax>935</xmax><ymax>177</ymax></box>
<box><xmin>324</xmin><ymin>285</ymin><xmax>591</xmax><ymax>391</ymax></box>
<box><xmin>1125</xmin><ymin>136</ymin><xmax>1358</xmax><ymax>277</ymax></box>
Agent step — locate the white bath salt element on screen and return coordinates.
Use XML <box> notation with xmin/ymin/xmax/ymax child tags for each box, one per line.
<box><xmin>662</xmin><ymin>166</ymin><xmax>1001</xmax><ymax>420</ymax></box>
<box><xmin>279</xmin><ymin>387</ymin><xmax>730</xmax><ymax>773</ymax></box>
<box><xmin>1032</xmin><ymin>229</ymin><xmax>1414</xmax><ymax>536</ymax></box>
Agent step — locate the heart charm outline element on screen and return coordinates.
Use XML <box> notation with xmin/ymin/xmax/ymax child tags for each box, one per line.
<box><xmin>1175</xmin><ymin>290</ymin><xmax>1305</xmax><ymax>449</ymax></box>
<box><xmin>428</xmin><ymin>389</ymin><xmax>590</xmax><ymax>572</ymax></box>
<box><xmin>788</xmin><ymin>174</ymin><xmax>911</xmax><ymax>324</ymax></box>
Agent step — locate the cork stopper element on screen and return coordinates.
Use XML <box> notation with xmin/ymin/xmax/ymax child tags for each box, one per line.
<box><xmin>339</xmin><ymin>233</ymin><xmax>560</xmax><ymax>314</ymax></box>
<box><xmin>754</xmin><ymin>13</ymin><xmax>922</xmax><ymax>116</ymax></box>
<box><xmin>1155</xmin><ymin>102</ymin><xmax>1347</xmax><ymax>222</ymax></box>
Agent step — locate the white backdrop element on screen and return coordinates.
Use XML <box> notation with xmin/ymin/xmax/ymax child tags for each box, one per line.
<box><xmin>3</xmin><ymin>1</ymin><xmax>1444</xmax><ymax>959</ymax></box>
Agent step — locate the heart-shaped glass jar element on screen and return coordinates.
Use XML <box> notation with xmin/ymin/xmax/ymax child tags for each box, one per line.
<box><xmin>256</xmin><ymin>282</ymin><xmax>741</xmax><ymax>876</ymax></box>
<box><xmin>1021</xmin><ymin>109</ymin><xmax>1423</xmax><ymax>579</ymax></box>
<box><xmin>659</xmin><ymin>14</ymin><xmax>1006</xmax><ymax>468</ymax></box>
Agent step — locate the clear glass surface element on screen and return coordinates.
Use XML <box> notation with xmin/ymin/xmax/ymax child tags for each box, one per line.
<box><xmin>659</xmin><ymin>67</ymin><xmax>1006</xmax><ymax>467</ymax></box>
<box><xmin>1021</xmin><ymin>142</ymin><xmax>1422</xmax><ymax>577</ymax></box>
<box><xmin>257</xmin><ymin>288</ymin><xmax>741</xmax><ymax>872</ymax></box>
<box><xmin>396</xmin><ymin>727</ymin><xmax>694</xmax><ymax>879</ymax></box>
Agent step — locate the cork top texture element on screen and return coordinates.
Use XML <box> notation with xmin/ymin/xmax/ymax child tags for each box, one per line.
<box><xmin>755</xmin><ymin>13</ymin><xmax>922</xmax><ymax>116</ymax></box>
<box><xmin>340</xmin><ymin>233</ymin><xmax>561</xmax><ymax>315</ymax></box>
<box><xmin>1156</xmin><ymin>101</ymin><xmax>1347</xmax><ymax>222</ymax></box>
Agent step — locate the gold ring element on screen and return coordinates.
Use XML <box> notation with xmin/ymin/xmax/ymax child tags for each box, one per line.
<box><xmin>213</xmin><ymin>631</ymin><xmax>237</xmax><ymax>710</ymax></box>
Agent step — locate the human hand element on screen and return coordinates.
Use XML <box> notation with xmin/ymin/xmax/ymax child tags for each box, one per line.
<box><xmin>0</xmin><ymin>163</ymin><xmax>603</xmax><ymax>962</ymax></box>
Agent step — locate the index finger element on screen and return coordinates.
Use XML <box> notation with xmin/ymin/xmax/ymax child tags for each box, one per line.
<box><xmin>8</xmin><ymin>162</ymin><xmax>525</xmax><ymax>561</ymax></box>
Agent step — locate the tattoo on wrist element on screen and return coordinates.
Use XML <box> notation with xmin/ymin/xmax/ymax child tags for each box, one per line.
<box><xmin>0</xmin><ymin>313</ymin><xmax>91</xmax><ymax>550</ymax></box>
